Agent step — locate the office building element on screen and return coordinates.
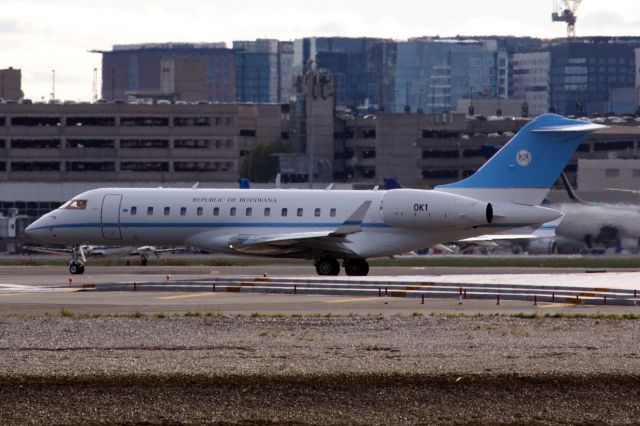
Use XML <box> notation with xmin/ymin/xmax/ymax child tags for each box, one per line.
<box><xmin>293</xmin><ymin>37</ymin><xmax>386</xmax><ymax>108</ymax></box>
<box><xmin>97</xmin><ymin>43</ymin><xmax>235</xmax><ymax>102</ymax></box>
<box><xmin>0</xmin><ymin>68</ymin><xmax>22</xmax><ymax>101</ymax></box>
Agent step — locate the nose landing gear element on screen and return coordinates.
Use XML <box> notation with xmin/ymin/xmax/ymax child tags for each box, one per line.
<box><xmin>69</xmin><ymin>262</ymin><xmax>85</xmax><ymax>275</ymax></box>
<box><xmin>69</xmin><ymin>245</ymin><xmax>86</xmax><ymax>275</ymax></box>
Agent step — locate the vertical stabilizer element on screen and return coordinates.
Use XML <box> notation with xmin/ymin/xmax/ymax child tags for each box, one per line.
<box><xmin>436</xmin><ymin>114</ymin><xmax>604</xmax><ymax>206</ymax></box>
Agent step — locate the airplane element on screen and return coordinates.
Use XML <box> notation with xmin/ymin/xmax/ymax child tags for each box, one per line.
<box><xmin>538</xmin><ymin>174</ymin><xmax>640</xmax><ymax>253</ymax></box>
<box><xmin>25</xmin><ymin>114</ymin><xmax>604</xmax><ymax>276</ymax></box>
<box><xmin>22</xmin><ymin>244</ymin><xmax>177</xmax><ymax>270</ymax></box>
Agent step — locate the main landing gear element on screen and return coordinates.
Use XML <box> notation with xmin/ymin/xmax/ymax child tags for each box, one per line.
<box><xmin>69</xmin><ymin>245</ymin><xmax>86</xmax><ymax>275</ymax></box>
<box><xmin>314</xmin><ymin>257</ymin><xmax>369</xmax><ymax>276</ymax></box>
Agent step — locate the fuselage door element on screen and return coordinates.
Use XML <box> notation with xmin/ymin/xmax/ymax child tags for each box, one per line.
<box><xmin>101</xmin><ymin>194</ymin><xmax>123</xmax><ymax>240</ymax></box>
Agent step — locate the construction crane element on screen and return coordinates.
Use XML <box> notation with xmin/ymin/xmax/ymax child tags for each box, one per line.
<box><xmin>552</xmin><ymin>0</ymin><xmax>582</xmax><ymax>38</ymax></box>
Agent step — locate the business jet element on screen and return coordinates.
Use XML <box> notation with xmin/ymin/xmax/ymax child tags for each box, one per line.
<box><xmin>540</xmin><ymin>174</ymin><xmax>640</xmax><ymax>253</ymax></box>
<box><xmin>26</xmin><ymin>114</ymin><xmax>603</xmax><ymax>275</ymax></box>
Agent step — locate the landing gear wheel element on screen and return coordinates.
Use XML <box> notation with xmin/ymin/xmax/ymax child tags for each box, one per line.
<box><xmin>141</xmin><ymin>256</ymin><xmax>148</xmax><ymax>266</ymax></box>
<box><xmin>344</xmin><ymin>259</ymin><xmax>369</xmax><ymax>276</ymax></box>
<box><xmin>69</xmin><ymin>262</ymin><xmax>85</xmax><ymax>275</ymax></box>
<box><xmin>315</xmin><ymin>257</ymin><xmax>340</xmax><ymax>276</ymax></box>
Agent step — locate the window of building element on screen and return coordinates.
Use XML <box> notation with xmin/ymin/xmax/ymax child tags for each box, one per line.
<box><xmin>180</xmin><ymin>207</ymin><xmax>187</xmax><ymax>216</ymax></box>
<box><xmin>11</xmin><ymin>161</ymin><xmax>60</xmax><ymax>171</ymax></box>
<box><xmin>315</xmin><ymin>208</ymin><xmax>321</xmax><ymax>217</ymax></box>
<box><xmin>230</xmin><ymin>207</ymin><xmax>236</xmax><ymax>216</ymax></box>
<box><xmin>66</xmin><ymin>116</ymin><xmax>116</xmax><ymax>127</ymax></box>
<box><xmin>281</xmin><ymin>208</ymin><xmax>288</xmax><ymax>217</ymax></box>
<box><xmin>11</xmin><ymin>116</ymin><xmax>61</xmax><ymax>126</ymax></box>
<box><xmin>120</xmin><ymin>117</ymin><xmax>169</xmax><ymax>127</ymax></box>
<box><xmin>213</xmin><ymin>207</ymin><xmax>220</xmax><ymax>216</ymax></box>
<box><xmin>246</xmin><ymin>207</ymin><xmax>252</xmax><ymax>216</ymax></box>
<box><xmin>606</xmin><ymin>169</ymin><xmax>620</xmax><ymax>178</ymax></box>
<box><xmin>66</xmin><ymin>139</ymin><xmax>115</xmax><ymax>149</ymax></box>
<box><xmin>197</xmin><ymin>207</ymin><xmax>203</xmax><ymax>216</ymax></box>
<box><xmin>66</xmin><ymin>162</ymin><xmax>115</xmax><ymax>172</ymax></box>
<box><xmin>120</xmin><ymin>139</ymin><xmax>169</xmax><ymax>149</ymax></box>
<box><xmin>120</xmin><ymin>162</ymin><xmax>170</xmax><ymax>172</ymax></box>
<box><xmin>264</xmin><ymin>207</ymin><xmax>271</xmax><ymax>217</ymax></box>
<box><xmin>164</xmin><ymin>207</ymin><xmax>170</xmax><ymax>216</ymax></box>
<box><xmin>174</xmin><ymin>139</ymin><xmax>211</xmax><ymax>149</ymax></box>
<box><xmin>131</xmin><ymin>206</ymin><xmax>137</xmax><ymax>215</ymax></box>
<box><xmin>297</xmin><ymin>208</ymin><xmax>303</xmax><ymax>217</ymax></box>
<box><xmin>11</xmin><ymin>139</ymin><xmax>61</xmax><ymax>149</ymax></box>
<box><xmin>147</xmin><ymin>207</ymin><xmax>153</xmax><ymax>215</ymax></box>
<box><xmin>330</xmin><ymin>208</ymin><xmax>336</xmax><ymax>217</ymax></box>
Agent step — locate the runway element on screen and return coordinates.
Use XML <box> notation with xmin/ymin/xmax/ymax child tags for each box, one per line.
<box><xmin>1</xmin><ymin>265</ymin><xmax>640</xmax><ymax>314</ymax></box>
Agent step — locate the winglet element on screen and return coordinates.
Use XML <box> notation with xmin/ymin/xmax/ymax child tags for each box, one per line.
<box><xmin>333</xmin><ymin>201</ymin><xmax>372</xmax><ymax>235</ymax></box>
<box><xmin>560</xmin><ymin>172</ymin><xmax>586</xmax><ymax>204</ymax></box>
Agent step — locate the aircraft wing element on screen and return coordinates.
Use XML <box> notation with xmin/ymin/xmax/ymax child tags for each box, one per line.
<box><xmin>22</xmin><ymin>246</ymin><xmax>72</xmax><ymax>255</ymax></box>
<box><xmin>458</xmin><ymin>219</ymin><xmax>560</xmax><ymax>244</ymax></box>
<box><xmin>226</xmin><ymin>201</ymin><xmax>372</xmax><ymax>257</ymax></box>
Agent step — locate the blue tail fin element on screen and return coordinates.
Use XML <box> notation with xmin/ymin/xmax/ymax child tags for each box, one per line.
<box><xmin>436</xmin><ymin>114</ymin><xmax>604</xmax><ymax>205</ymax></box>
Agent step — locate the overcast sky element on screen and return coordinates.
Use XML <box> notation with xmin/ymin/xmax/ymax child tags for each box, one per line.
<box><xmin>2</xmin><ymin>0</ymin><xmax>640</xmax><ymax>101</ymax></box>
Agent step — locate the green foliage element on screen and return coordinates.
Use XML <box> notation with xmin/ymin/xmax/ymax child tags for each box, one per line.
<box><xmin>59</xmin><ymin>308</ymin><xmax>74</xmax><ymax>318</ymax></box>
<box><xmin>240</xmin><ymin>140</ymin><xmax>295</xmax><ymax>183</ymax></box>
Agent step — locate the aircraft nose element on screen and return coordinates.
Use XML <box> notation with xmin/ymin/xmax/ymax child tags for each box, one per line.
<box><xmin>25</xmin><ymin>215</ymin><xmax>53</xmax><ymax>238</ymax></box>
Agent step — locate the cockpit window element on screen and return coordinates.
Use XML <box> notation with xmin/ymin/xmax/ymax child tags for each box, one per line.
<box><xmin>62</xmin><ymin>199</ymin><xmax>87</xmax><ymax>210</ymax></box>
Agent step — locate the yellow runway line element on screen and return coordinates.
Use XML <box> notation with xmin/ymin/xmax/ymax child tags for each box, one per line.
<box><xmin>325</xmin><ymin>297</ymin><xmax>380</xmax><ymax>304</ymax></box>
<box><xmin>157</xmin><ymin>293</ymin><xmax>225</xmax><ymax>300</ymax></box>
<box><xmin>538</xmin><ymin>303</ymin><xmax>580</xmax><ymax>309</ymax></box>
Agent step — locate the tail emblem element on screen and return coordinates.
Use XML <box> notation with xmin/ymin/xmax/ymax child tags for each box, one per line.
<box><xmin>516</xmin><ymin>150</ymin><xmax>532</xmax><ymax>167</ymax></box>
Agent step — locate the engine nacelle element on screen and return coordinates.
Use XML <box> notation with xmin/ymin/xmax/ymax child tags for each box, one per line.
<box><xmin>381</xmin><ymin>189</ymin><xmax>493</xmax><ymax>229</ymax></box>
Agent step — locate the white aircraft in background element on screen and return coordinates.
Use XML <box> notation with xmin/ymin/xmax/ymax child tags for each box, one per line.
<box><xmin>23</xmin><ymin>244</ymin><xmax>176</xmax><ymax>271</ymax></box>
<box><xmin>26</xmin><ymin>114</ymin><xmax>603</xmax><ymax>275</ymax></box>
<box><xmin>539</xmin><ymin>174</ymin><xmax>640</xmax><ymax>253</ymax></box>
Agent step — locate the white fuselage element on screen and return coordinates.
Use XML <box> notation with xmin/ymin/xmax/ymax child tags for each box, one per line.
<box><xmin>26</xmin><ymin>187</ymin><xmax>560</xmax><ymax>259</ymax></box>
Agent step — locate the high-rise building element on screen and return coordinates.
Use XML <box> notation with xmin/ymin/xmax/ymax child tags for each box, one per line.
<box><xmin>293</xmin><ymin>37</ymin><xmax>386</xmax><ymax>108</ymax></box>
<box><xmin>160</xmin><ymin>58</ymin><xmax>208</xmax><ymax>102</ymax></box>
<box><xmin>382</xmin><ymin>39</ymin><xmax>496</xmax><ymax>114</ymax></box>
<box><xmin>234</xmin><ymin>39</ymin><xmax>280</xmax><ymax>103</ymax></box>
<box><xmin>549</xmin><ymin>41</ymin><xmax>638</xmax><ymax>115</ymax></box>
<box><xmin>97</xmin><ymin>43</ymin><xmax>235</xmax><ymax>102</ymax></box>
<box><xmin>512</xmin><ymin>51</ymin><xmax>551</xmax><ymax>116</ymax></box>
<box><xmin>0</xmin><ymin>68</ymin><xmax>22</xmax><ymax>101</ymax></box>
<box><xmin>278</xmin><ymin>41</ymin><xmax>295</xmax><ymax>102</ymax></box>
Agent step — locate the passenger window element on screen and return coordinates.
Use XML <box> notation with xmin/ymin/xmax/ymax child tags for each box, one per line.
<box><xmin>246</xmin><ymin>207</ymin><xmax>252</xmax><ymax>216</ymax></box>
<box><xmin>297</xmin><ymin>208</ymin><xmax>303</xmax><ymax>217</ymax></box>
<box><xmin>131</xmin><ymin>206</ymin><xmax>137</xmax><ymax>215</ymax></box>
<box><xmin>230</xmin><ymin>207</ymin><xmax>236</xmax><ymax>216</ymax></box>
<box><xmin>180</xmin><ymin>207</ymin><xmax>186</xmax><ymax>216</ymax></box>
<box><xmin>264</xmin><ymin>207</ymin><xmax>270</xmax><ymax>217</ymax></box>
<box><xmin>330</xmin><ymin>208</ymin><xmax>336</xmax><ymax>217</ymax></box>
<box><xmin>314</xmin><ymin>208</ymin><xmax>321</xmax><ymax>217</ymax></box>
<box><xmin>147</xmin><ymin>207</ymin><xmax>153</xmax><ymax>215</ymax></box>
<box><xmin>213</xmin><ymin>207</ymin><xmax>219</xmax><ymax>216</ymax></box>
<box><xmin>281</xmin><ymin>208</ymin><xmax>287</xmax><ymax>217</ymax></box>
<box><xmin>197</xmin><ymin>207</ymin><xmax>203</xmax><ymax>216</ymax></box>
<box><xmin>164</xmin><ymin>207</ymin><xmax>170</xmax><ymax>216</ymax></box>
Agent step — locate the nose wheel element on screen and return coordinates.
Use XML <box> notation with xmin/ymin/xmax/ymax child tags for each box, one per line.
<box><xmin>69</xmin><ymin>245</ymin><xmax>86</xmax><ymax>275</ymax></box>
<box><xmin>69</xmin><ymin>262</ymin><xmax>85</xmax><ymax>275</ymax></box>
